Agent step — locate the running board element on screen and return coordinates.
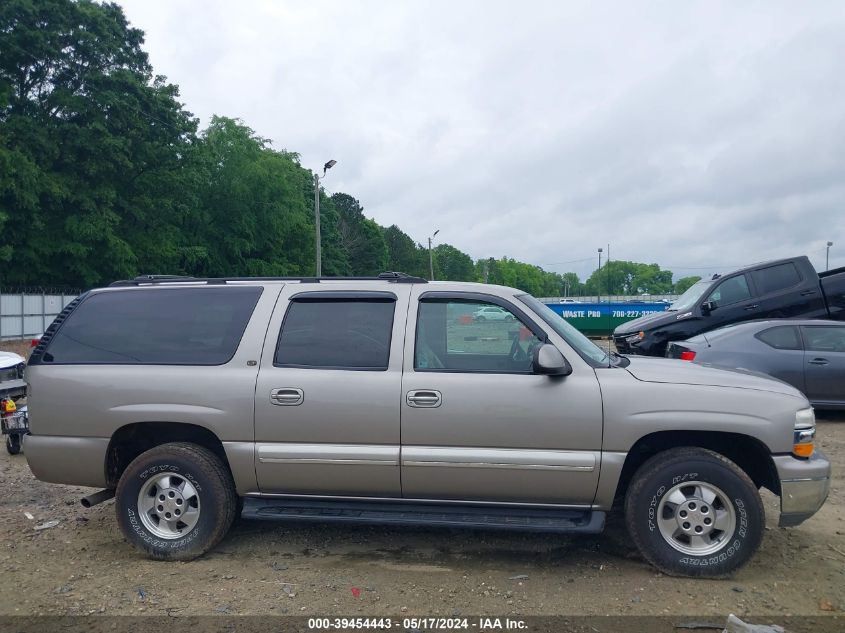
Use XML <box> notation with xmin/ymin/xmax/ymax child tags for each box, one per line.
<box><xmin>241</xmin><ymin>498</ymin><xmax>605</xmax><ymax>534</ymax></box>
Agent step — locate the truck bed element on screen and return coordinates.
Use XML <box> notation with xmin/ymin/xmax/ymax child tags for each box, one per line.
<box><xmin>820</xmin><ymin>266</ymin><xmax>845</xmax><ymax>321</ymax></box>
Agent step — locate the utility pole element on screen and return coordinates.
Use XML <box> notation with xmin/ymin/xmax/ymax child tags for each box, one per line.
<box><xmin>428</xmin><ymin>229</ymin><xmax>439</xmax><ymax>280</ymax></box>
<box><xmin>606</xmin><ymin>243</ymin><xmax>611</xmax><ymax>300</ymax></box>
<box><xmin>313</xmin><ymin>159</ymin><xmax>337</xmax><ymax>276</ymax></box>
<box><xmin>827</xmin><ymin>241</ymin><xmax>834</xmax><ymax>271</ymax></box>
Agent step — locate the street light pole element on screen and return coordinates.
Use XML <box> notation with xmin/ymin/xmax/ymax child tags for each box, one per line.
<box><xmin>597</xmin><ymin>247</ymin><xmax>603</xmax><ymax>303</ymax></box>
<box><xmin>314</xmin><ymin>159</ymin><xmax>337</xmax><ymax>276</ymax></box>
<box><xmin>428</xmin><ymin>229</ymin><xmax>440</xmax><ymax>280</ymax></box>
<box><xmin>827</xmin><ymin>241</ymin><xmax>834</xmax><ymax>271</ymax></box>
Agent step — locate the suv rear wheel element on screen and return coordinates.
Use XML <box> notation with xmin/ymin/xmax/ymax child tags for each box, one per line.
<box><xmin>115</xmin><ymin>442</ymin><xmax>237</xmax><ymax>560</ymax></box>
<box><xmin>625</xmin><ymin>447</ymin><xmax>764</xmax><ymax>577</ymax></box>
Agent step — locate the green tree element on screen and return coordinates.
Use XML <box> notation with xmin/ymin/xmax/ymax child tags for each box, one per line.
<box><xmin>0</xmin><ymin>0</ymin><xmax>197</xmax><ymax>285</ymax></box>
<box><xmin>332</xmin><ymin>193</ymin><xmax>388</xmax><ymax>275</ymax></box>
<box><xmin>382</xmin><ymin>225</ymin><xmax>428</xmax><ymax>277</ymax></box>
<box><xmin>674</xmin><ymin>276</ymin><xmax>702</xmax><ymax>294</ymax></box>
<box><xmin>433</xmin><ymin>243</ymin><xmax>475</xmax><ymax>281</ymax></box>
<box><xmin>475</xmin><ymin>256</ymin><xmax>567</xmax><ymax>296</ymax></box>
<box><xmin>560</xmin><ymin>272</ymin><xmax>582</xmax><ymax>297</ymax></box>
<box><xmin>584</xmin><ymin>261</ymin><xmax>674</xmax><ymax>296</ymax></box>
<box><xmin>189</xmin><ymin>116</ymin><xmax>319</xmax><ymax>277</ymax></box>
<box><xmin>315</xmin><ymin>192</ymin><xmax>351</xmax><ymax>276</ymax></box>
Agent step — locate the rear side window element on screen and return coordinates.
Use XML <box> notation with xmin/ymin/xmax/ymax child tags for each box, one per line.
<box><xmin>755</xmin><ymin>326</ymin><xmax>801</xmax><ymax>350</ymax></box>
<box><xmin>43</xmin><ymin>287</ymin><xmax>263</xmax><ymax>365</ymax></box>
<box><xmin>275</xmin><ymin>298</ymin><xmax>395</xmax><ymax>370</ymax></box>
<box><xmin>752</xmin><ymin>263</ymin><xmax>801</xmax><ymax>294</ymax></box>
<box><xmin>801</xmin><ymin>326</ymin><xmax>845</xmax><ymax>353</ymax></box>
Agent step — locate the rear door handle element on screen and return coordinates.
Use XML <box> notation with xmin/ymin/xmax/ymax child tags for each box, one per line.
<box><xmin>744</xmin><ymin>304</ymin><xmax>759</xmax><ymax>311</ymax></box>
<box><xmin>808</xmin><ymin>358</ymin><xmax>829</xmax><ymax>366</ymax></box>
<box><xmin>800</xmin><ymin>290</ymin><xmax>816</xmax><ymax>296</ymax></box>
<box><xmin>407</xmin><ymin>390</ymin><xmax>442</xmax><ymax>408</ymax></box>
<box><xmin>270</xmin><ymin>388</ymin><xmax>304</xmax><ymax>406</ymax></box>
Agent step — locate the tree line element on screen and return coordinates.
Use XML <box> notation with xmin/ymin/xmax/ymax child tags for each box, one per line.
<box><xmin>0</xmin><ymin>0</ymin><xmax>700</xmax><ymax>297</ymax></box>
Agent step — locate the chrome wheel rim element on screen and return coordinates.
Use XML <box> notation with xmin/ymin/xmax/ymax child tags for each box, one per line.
<box><xmin>656</xmin><ymin>480</ymin><xmax>736</xmax><ymax>556</ymax></box>
<box><xmin>137</xmin><ymin>473</ymin><xmax>201</xmax><ymax>539</ymax></box>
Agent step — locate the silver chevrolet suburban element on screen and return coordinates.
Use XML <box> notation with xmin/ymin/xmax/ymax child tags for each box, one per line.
<box><xmin>23</xmin><ymin>273</ymin><xmax>831</xmax><ymax>577</ymax></box>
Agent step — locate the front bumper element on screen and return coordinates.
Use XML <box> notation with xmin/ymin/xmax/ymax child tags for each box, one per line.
<box><xmin>773</xmin><ymin>450</ymin><xmax>831</xmax><ymax>527</ymax></box>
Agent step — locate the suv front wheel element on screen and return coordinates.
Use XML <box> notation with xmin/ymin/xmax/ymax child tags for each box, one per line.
<box><xmin>115</xmin><ymin>442</ymin><xmax>237</xmax><ymax>560</ymax></box>
<box><xmin>625</xmin><ymin>447</ymin><xmax>764</xmax><ymax>577</ymax></box>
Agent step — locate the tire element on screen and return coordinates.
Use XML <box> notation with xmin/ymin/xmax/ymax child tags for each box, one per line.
<box><xmin>624</xmin><ymin>447</ymin><xmax>764</xmax><ymax>578</ymax></box>
<box><xmin>476</xmin><ymin>316</ymin><xmax>486</xmax><ymax>322</ymax></box>
<box><xmin>115</xmin><ymin>442</ymin><xmax>237</xmax><ymax>561</ymax></box>
<box><xmin>5</xmin><ymin>434</ymin><xmax>21</xmax><ymax>455</ymax></box>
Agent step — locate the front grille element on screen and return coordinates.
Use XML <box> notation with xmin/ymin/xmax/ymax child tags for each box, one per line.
<box><xmin>613</xmin><ymin>335</ymin><xmax>633</xmax><ymax>354</ymax></box>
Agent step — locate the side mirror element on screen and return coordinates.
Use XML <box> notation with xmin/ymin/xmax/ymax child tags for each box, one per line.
<box><xmin>532</xmin><ymin>344</ymin><xmax>572</xmax><ymax>376</ymax></box>
<box><xmin>701</xmin><ymin>300</ymin><xmax>717</xmax><ymax>315</ymax></box>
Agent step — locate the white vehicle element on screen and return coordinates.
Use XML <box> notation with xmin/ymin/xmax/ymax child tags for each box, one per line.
<box><xmin>473</xmin><ymin>305</ymin><xmax>515</xmax><ymax>321</ymax></box>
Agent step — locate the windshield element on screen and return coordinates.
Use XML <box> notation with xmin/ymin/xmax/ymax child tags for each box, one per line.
<box><xmin>669</xmin><ymin>280</ymin><xmax>713</xmax><ymax>312</ymax></box>
<box><xmin>517</xmin><ymin>294</ymin><xmax>610</xmax><ymax>366</ymax></box>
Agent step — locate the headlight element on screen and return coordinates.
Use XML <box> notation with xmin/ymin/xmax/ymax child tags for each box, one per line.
<box><xmin>793</xmin><ymin>408</ymin><xmax>816</xmax><ymax>458</ymax></box>
<box><xmin>625</xmin><ymin>331</ymin><xmax>645</xmax><ymax>343</ymax></box>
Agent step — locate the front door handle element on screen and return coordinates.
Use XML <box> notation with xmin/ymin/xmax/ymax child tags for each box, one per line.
<box><xmin>744</xmin><ymin>304</ymin><xmax>759</xmax><ymax>311</ymax></box>
<box><xmin>407</xmin><ymin>390</ymin><xmax>442</xmax><ymax>408</ymax></box>
<box><xmin>800</xmin><ymin>290</ymin><xmax>816</xmax><ymax>296</ymax></box>
<box><xmin>270</xmin><ymin>388</ymin><xmax>304</xmax><ymax>406</ymax></box>
<box><xmin>808</xmin><ymin>358</ymin><xmax>829</xmax><ymax>366</ymax></box>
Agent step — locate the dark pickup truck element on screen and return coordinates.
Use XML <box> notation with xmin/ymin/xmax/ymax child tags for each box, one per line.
<box><xmin>613</xmin><ymin>256</ymin><xmax>845</xmax><ymax>356</ymax></box>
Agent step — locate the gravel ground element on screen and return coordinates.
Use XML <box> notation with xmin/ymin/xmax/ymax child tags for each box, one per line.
<box><xmin>0</xmin><ymin>341</ymin><xmax>843</xmax><ymax>620</ymax></box>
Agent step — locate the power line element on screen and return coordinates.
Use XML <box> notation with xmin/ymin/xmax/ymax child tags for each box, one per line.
<box><xmin>542</xmin><ymin>257</ymin><xmax>595</xmax><ymax>266</ymax></box>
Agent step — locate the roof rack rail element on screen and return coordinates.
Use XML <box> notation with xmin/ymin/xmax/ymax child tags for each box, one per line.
<box><xmin>109</xmin><ymin>272</ymin><xmax>428</xmax><ymax>287</ymax></box>
<box><xmin>376</xmin><ymin>271</ymin><xmax>428</xmax><ymax>283</ymax></box>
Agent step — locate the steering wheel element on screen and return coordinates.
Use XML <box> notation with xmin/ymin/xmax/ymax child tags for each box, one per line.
<box><xmin>509</xmin><ymin>332</ymin><xmax>540</xmax><ymax>366</ymax></box>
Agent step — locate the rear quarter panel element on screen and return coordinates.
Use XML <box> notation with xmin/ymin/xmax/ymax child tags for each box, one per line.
<box><xmin>25</xmin><ymin>284</ymin><xmax>281</xmax><ymax>489</ymax></box>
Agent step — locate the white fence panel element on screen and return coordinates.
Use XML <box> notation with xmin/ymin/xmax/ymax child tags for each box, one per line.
<box><xmin>1</xmin><ymin>294</ymin><xmax>23</xmax><ymax>315</ymax></box>
<box><xmin>23</xmin><ymin>294</ymin><xmax>43</xmax><ymax>314</ymax></box>
<box><xmin>23</xmin><ymin>315</ymin><xmax>44</xmax><ymax>335</ymax></box>
<box><xmin>44</xmin><ymin>295</ymin><xmax>63</xmax><ymax>312</ymax></box>
<box><xmin>0</xmin><ymin>316</ymin><xmax>23</xmax><ymax>338</ymax></box>
<box><xmin>0</xmin><ymin>290</ymin><xmax>81</xmax><ymax>340</ymax></box>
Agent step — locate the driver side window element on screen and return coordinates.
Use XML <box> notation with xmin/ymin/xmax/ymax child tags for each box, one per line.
<box><xmin>707</xmin><ymin>275</ymin><xmax>751</xmax><ymax>307</ymax></box>
<box><xmin>415</xmin><ymin>299</ymin><xmax>543</xmax><ymax>373</ymax></box>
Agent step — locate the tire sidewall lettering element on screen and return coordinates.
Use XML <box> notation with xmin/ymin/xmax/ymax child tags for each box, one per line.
<box><xmin>124</xmin><ymin>464</ymin><xmax>205</xmax><ymax>550</ymax></box>
<box><xmin>643</xmin><ymin>469</ymin><xmax>752</xmax><ymax>569</ymax></box>
<box><xmin>138</xmin><ymin>465</ymin><xmax>203</xmax><ymax>493</ymax></box>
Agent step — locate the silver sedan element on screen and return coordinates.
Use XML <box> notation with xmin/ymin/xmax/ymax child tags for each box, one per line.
<box><xmin>667</xmin><ymin>319</ymin><xmax>845</xmax><ymax>410</ymax></box>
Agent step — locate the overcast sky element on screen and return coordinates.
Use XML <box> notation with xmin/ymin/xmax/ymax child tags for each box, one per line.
<box><xmin>120</xmin><ymin>0</ymin><xmax>845</xmax><ymax>281</ymax></box>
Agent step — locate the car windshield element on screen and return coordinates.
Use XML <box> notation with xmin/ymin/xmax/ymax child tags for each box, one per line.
<box><xmin>669</xmin><ymin>280</ymin><xmax>714</xmax><ymax>312</ymax></box>
<box><xmin>517</xmin><ymin>294</ymin><xmax>610</xmax><ymax>366</ymax></box>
